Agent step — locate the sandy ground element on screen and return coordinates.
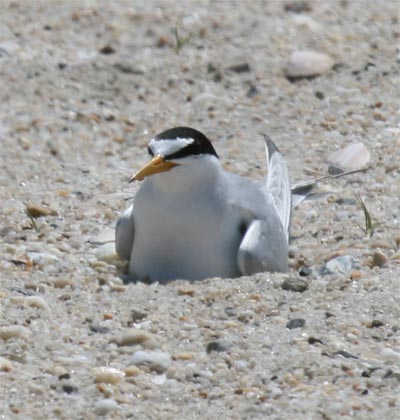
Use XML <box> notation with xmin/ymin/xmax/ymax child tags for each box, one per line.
<box><xmin>1</xmin><ymin>1</ymin><xmax>400</xmax><ymax>419</ymax></box>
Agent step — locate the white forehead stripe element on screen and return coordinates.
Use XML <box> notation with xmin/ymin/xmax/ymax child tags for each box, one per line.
<box><xmin>149</xmin><ymin>137</ymin><xmax>194</xmax><ymax>156</ymax></box>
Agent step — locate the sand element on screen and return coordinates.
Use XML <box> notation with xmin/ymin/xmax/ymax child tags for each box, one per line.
<box><xmin>1</xmin><ymin>1</ymin><xmax>399</xmax><ymax>419</ymax></box>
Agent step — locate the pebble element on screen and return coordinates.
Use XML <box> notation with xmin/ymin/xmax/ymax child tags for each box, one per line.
<box><xmin>0</xmin><ymin>357</ymin><xmax>12</xmax><ymax>372</ymax></box>
<box><xmin>371</xmin><ymin>251</ymin><xmax>387</xmax><ymax>268</ymax></box>
<box><xmin>93</xmin><ymin>367</ymin><xmax>125</xmax><ymax>384</ymax></box>
<box><xmin>380</xmin><ymin>347</ymin><xmax>400</xmax><ymax>363</ymax></box>
<box><xmin>320</xmin><ymin>255</ymin><xmax>354</xmax><ymax>276</ymax></box>
<box><xmin>284</xmin><ymin>1</ymin><xmax>312</xmax><ymax>13</ymax></box>
<box><xmin>28</xmin><ymin>252</ymin><xmax>59</xmax><ymax>267</ymax></box>
<box><xmin>0</xmin><ymin>325</ymin><xmax>32</xmax><ymax>341</ymax></box>
<box><xmin>370</xmin><ymin>240</ymin><xmax>393</xmax><ymax>250</ymax></box>
<box><xmin>52</xmin><ymin>278</ymin><xmax>74</xmax><ymax>289</ymax></box>
<box><xmin>227</xmin><ymin>62</ymin><xmax>251</xmax><ymax>73</ymax></box>
<box><xmin>151</xmin><ymin>373</ymin><xmax>167</xmax><ymax>385</ymax></box>
<box><xmin>299</xmin><ymin>266</ymin><xmax>312</xmax><ymax>277</ymax></box>
<box><xmin>206</xmin><ymin>340</ymin><xmax>231</xmax><ymax>354</ymax></box>
<box><xmin>281</xmin><ymin>277</ymin><xmax>309</xmax><ymax>292</ymax></box>
<box><xmin>26</xmin><ymin>296</ymin><xmax>50</xmax><ymax>310</ymax></box>
<box><xmin>62</xmin><ymin>384</ymin><xmax>78</xmax><ymax>394</ymax></box>
<box><xmin>125</xmin><ymin>365</ymin><xmax>142</xmax><ymax>377</ymax></box>
<box><xmin>129</xmin><ymin>351</ymin><xmax>172</xmax><ymax>374</ymax></box>
<box><xmin>93</xmin><ymin>399</ymin><xmax>119</xmax><ymax>416</ymax></box>
<box><xmin>286</xmin><ymin>318</ymin><xmax>306</xmax><ymax>329</ymax></box>
<box><xmin>130</xmin><ymin>309</ymin><xmax>148</xmax><ymax>322</ymax></box>
<box><xmin>291</xmin><ymin>15</ymin><xmax>320</xmax><ymax>31</ymax></box>
<box><xmin>285</xmin><ymin>50</ymin><xmax>334</xmax><ymax>79</ymax></box>
<box><xmin>94</xmin><ymin>243</ymin><xmax>118</xmax><ymax>263</ymax></box>
<box><xmin>192</xmin><ymin>92</ymin><xmax>230</xmax><ymax>111</ymax></box>
<box><xmin>0</xmin><ymin>40</ymin><xmax>20</xmax><ymax>55</ymax></box>
<box><xmin>25</xmin><ymin>203</ymin><xmax>58</xmax><ymax>218</ymax></box>
<box><xmin>89</xmin><ymin>229</ymin><xmax>115</xmax><ymax>245</ymax></box>
<box><xmin>173</xmin><ymin>352</ymin><xmax>194</xmax><ymax>361</ymax></box>
<box><xmin>112</xmin><ymin>329</ymin><xmax>160</xmax><ymax>349</ymax></box>
<box><xmin>90</xmin><ymin>324</ymin><xmax>111</xmax><ymax>334</ymax></box>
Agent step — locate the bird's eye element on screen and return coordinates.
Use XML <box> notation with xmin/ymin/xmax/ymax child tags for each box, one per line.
<box><xmin>148</xmin><ymin>146</ymin><xmax>154</xmax><ymax>156</ymax></box>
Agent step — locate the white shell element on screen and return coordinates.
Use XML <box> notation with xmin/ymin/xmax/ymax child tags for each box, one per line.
<box><xmin>285</xmin><ymin>50</ymin><xmax>334</xmax><ymax>78</ymax></box>
<box><xmin>327</xmin><ymin>142</ymin><xmax>371</xmax><ymax>170</ymax></box>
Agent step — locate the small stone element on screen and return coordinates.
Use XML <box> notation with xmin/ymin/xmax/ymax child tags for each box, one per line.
<box><xmin>89</xmin><ymin>229</ymin><xmax>115</xmax><ymax>245</ymax></box>
<box><xmin>369</xmin><ymin>319</ymin><xmax>384</xmax><ymax>328</ymax></box>
<box><xmin>0</xmin><ymin>325</ymin><xmax>32</xmax><ymax>341</ymax></box>
<box><xmin>129</xmin><ymin>351</ymin><xmax>171</xmax><ymax>374</ymax></box>
<box><xmin>225</xmin><ymin>307</ymin><xmax>236</xmax><ymax>317</ymax></box>
<box><xmin>370</xmin><ymin>240</ymin><xmax>393</xmax><ymax>250</ymax></box>
<box><xmin>94</xmin><ymin>243</ymin><xmax>117</xmax><ymax>263</ymax></box>
<box><xmin>299</xmin><ymin>266</ymin><xmax>312</xmax><ymax>277</ymax></box>
<box><xmin>286</xmin><ymin>318</ymin><xmax>305</xmax><ymax>329</ymax></box>
<box><xmin>320</xmin><ymin>255</ymin><xmax>354</xmax><ymax>276</ymax></box>
<box><xmin>381</xmin><ymin>347</ymin><xmax>400</xmax><ymax>363</ymax></box>
<box><xmin>173</xmin><ymin>352</ymin><xmax>194</xmax><ymax>361</ymax></box>
<box><xmin>334</xmin><ymin>350</ymin><xmax>358</xmax><ymax>359</ymax></box>
<box><xmin>291</xmin><ymin>15</ymin><xmax>320</xmax><ymax>31</ymax></box>
<box><xmin>25</xmin><ymin>296</ymin><xmax>50</xmax><ymax>310</ymax></box>
<box><xmin>62</xmin><ymin>384</ymin><xmax>78</xmax><ymax>394</ymax></box>
<box><xmin>206</xmin><ymin>340</ymin><xmax>231</xmax><ymax>354</ymax></box>
<box><xmin>93</xmin><ymin>367</ymin><xmax>125</xmax><ymax>384</ymax></box>
<box><xmin>308</xmin><ymin>337</ymin><xmax>324</xmax><ymax>345</ymax></box>
<box><xmin>285</xmin><ymin>50</ymin><xmax>334</xmax><ymax>79</ymax></box>
<box><xmin>112</xmin><ymin>329</ymin><xmax>159</xmax><ymax>349</ymax></box>
<box><xmin>90</xmin><ymin>324</ymin><xmax>111</xmax><ymax>334</ymax></box>
<box><xmin>28</xmin><ymin>252</ymin><xmax>59</xmax><ymax>267</ymax></box>
<box><xmin>52</xmin><ymin>278</ymin><xmax>74</xmax><ymax>289</ymax></box>
<box><xmin>25</xmin><ymin>203</ymin><xmax>58</xmax><ymax>218</ymax></box>
<box><xmin>0</xmin><ymin>357</ymin><xmax>12</xmax><ymax>372</ymax></box>
<box><xmin>0</xmin><ymin>40</ymin><xmax>20</xmax><ymax>55</ymax></box>
<box><xmin>125</xmin><ymin>365</ymin><xmax>142</xmax><ymax>377</ymax></box>
<box><xmin>371</xmin><ymin>251</ymin><xmax>387</xmax><ymax>268</ymax></box>
<box><xmin>228</xmin><ymin>62</ymin><xmax>251</xmax><ymax>73</ymax></box>
<box><xmin>94</xmin><ymin>399</ymin><xmax>119</xmax><ymax>416</ymax></box>
<box><xmin>99</xmin><ymin>45</ymin><xmax>115</xmax><ymax>55</ymax></box>
<box><xmin>350</xmin><ymin>270</ymin><xmax>362</xmax><ymax>280</ymax></box>
<box><xmin>130</xmin><ymin>309</ymin><xmax>148</xmax><ymax>322</ymax></box>
<box><xmin>281</xmin><ymin>277</ymin><xmax>309</xmax><ymax>292</ymax></box>
<box><xmin>114</xmin><ymin>62</ymin><xmax>145</xmax><ymax>75</ymax></box>
<box><xmin>284</xmin><ymin>1</ymin><xmax>312</xmax><ymax>13</ymax></box>
<box><xmin>177</xmin><ymin>288</ymin><xmax>195</xmax><ymax>297</ymax></box>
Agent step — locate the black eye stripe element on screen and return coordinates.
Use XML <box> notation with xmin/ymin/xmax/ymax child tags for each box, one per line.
<box><xmin>165</xmin><ymin>142</ymin><xmax>214</xmax><ymax>160</ymax></box>
<box><xmin>152</xmin><ymin>127</ymin><xmax>219</xmax><ymax>160</ymax></box>
<box><xmin>147</xmin><ymin>146</ymin><xmax>154</xmax><ymax>156</ymax></box>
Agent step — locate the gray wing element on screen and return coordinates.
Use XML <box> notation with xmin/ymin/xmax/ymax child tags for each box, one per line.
<box><xmin>237</xmin><ymin>215</ymin><xmax>289</xmax><ymax>276</ymax></box>
<box><xmin>115</xmin><ymin>203</ymin><xmax>134</xmax><ymax>261</ymax></box>
<box><xmin>264</xmin><ymin>135</ymin><xmax>291</xmax><ymax>241</ymax></box>
<box><xmin>228</xmin><ymin>136</ymin><xmax>290</xmax><ymax>275</ymax></box>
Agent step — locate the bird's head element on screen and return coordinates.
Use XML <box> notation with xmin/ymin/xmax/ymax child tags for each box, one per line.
<box><xmin>130</xmin><ymin>127</ymin><xmax>219</xmax><ymax>183</ymax></box>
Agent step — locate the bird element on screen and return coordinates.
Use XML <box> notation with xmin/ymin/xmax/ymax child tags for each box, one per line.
<box><xmin>115</xmin><ymin>126</ymin><xmax>291</xmax><ymax>283</ymax></box>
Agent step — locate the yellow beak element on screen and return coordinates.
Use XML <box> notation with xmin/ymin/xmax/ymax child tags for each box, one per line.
<box><xmin>129</xmin><ymin>154</ymin><xmax>179</xmax><ymax>182</ymax></box>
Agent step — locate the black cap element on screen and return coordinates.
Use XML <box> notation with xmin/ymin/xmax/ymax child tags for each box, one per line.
<box><xmin>149</xmin><ymin>127</ymin><xmax>219</xmax><ymax>160</ymax></box>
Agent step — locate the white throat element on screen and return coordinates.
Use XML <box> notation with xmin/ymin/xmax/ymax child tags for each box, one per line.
<box><xmin>145</xmin><ymin>154</ymin><xmax>221</xmax><ymax>195</ymax></box>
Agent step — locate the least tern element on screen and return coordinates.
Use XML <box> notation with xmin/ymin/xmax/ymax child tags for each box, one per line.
<box><xmin>115</xmin><ymin>127</ymin><xmax>291</xmax><ymax>282</ymax></box>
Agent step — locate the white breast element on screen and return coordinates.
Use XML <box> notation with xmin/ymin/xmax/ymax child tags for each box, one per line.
<box><xmin>130</xmin><ymin>172</ymin><xmax>242</xmax><ymax>282</ymax></box>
